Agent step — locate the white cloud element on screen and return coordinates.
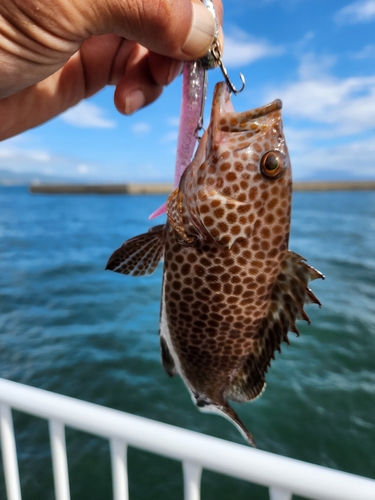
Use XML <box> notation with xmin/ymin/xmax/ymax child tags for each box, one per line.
<box><xmin>0</xmin><ymin>147</ymin><xmax>15</xmax><ymax>159</ymax></box>
<box><xmin>292</xmin><ymin>137</ymin><xmax>375</xmax><ymax>180</ymax></box>
<box><xmin>0</xmin><ymin>141</ymin><xmax>98</xmax><ymax>179</ymax></box>
<box><xmin>265</xmin><ymin>54</ymin><xmax>375</xmax><ymax>136</ymax></box>
<box><xmin>297</xmin><ymin>53</ymin><xmax>337</xmax><ymax>80</ymax></box>
<box><xmin>60</xmin><ymin>101</ymin><xmax>116</xmax><ymax>128</ymax></box>
<box><xmin>282</xmin><ymin>127</ymin><xmax>314</xmax><ymax>153</ymax></box>
<box><xmin>163</xmin><ymin>117</ymin><xmax>180</xmax><ymax>144</ymax></box>
<box><xmin>77</xmin><ymin>164</ymin><xmax>90</xmax><ymax>175</ymax></box>
<box><xmin>223</xmin><ymin>28</ymin><xmax>284</xmax><ymax>68</ymax></box>
<box><xmin>0</xmin><ymin>145</ymin><xmax>51</xmax><ymax>163</ymax></box>
<box><xmin>166</xmin><ymin>117</ymin><xmax>180</xmax><ymax>127</ymax></box>
<box><xmin>335</xmin><ymin>0</ymin><xmax>375</xmax><ymax>24</ymax></box>
<box><xmin>131</xmin><ymin>121</ymin><xmax>151</xmax><ymax>134</ymax></box>
<box><xmin>27</xmin><ymin>150</ymin><xmax>51</xmax><ymax>162</ymax></box>
<box><xmin>351</xmin><ymin>43</ymin><xmax>375</xmax><ymax>59</ymax></box>
<box><xmin>262</xmin><ymin>54</ymin><xmax>375</xmax><ymax>179</ymax></box>
<box><xmin>160</xmin><ymin>131</ymin><xmax>178</xmax><ymax>143</ymax></box>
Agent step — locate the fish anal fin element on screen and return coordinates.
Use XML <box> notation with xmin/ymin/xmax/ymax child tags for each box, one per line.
<box><xmin>106</xmin><ymin>225</ymin><xmax>165</xmax><ymax>276</ymax></box>
<box><xmin>226</xmin><ymin>352</ymin><xmax>267</xmax><ymax>404</ymax></box>
<box><xmin>193</xmin><ymin>392</ymin><xmax>256</xmax><ymax>447</ymax></box>
<box><xmin>160</xmin><ymin>336</ymin><xmax>177</xmax><ymax>377</ymax></box>
<box><xmin>219</xmin><ymin>401</ymin><xmax>256</xmax><ymax>447</ymax></box>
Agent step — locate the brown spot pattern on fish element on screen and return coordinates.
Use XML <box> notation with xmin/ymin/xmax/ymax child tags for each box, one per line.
<box><xmin>106</xmin><ymin>82</ymin><xmax>323</xmax><ymax>447</ymax></box>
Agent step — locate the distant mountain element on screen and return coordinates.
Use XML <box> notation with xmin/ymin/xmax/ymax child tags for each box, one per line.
<box><xmin>294</xmin><ymin>169</ymin><xmax>375</xmax><ymax>182</ymax></box>
<box><xmin>1</xmin><ymin>167</ymin><xmax>373</xmax><ymax>187</ymax></box>
<box><xmin>0</xmin><ymin>169</ymin><xmax>86</xmax><ymax>186</ymax></box>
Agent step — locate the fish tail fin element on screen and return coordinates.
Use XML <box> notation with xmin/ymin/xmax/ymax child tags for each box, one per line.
<box><xmin>106</xmin><ymin>224</ymin><xmax>165</xmax><ymax>276</ymax></box>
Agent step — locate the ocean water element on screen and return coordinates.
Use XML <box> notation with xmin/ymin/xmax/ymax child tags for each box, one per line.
<box><xmin>0</xmin><ymin>186</ymin><xmax>374</xmax><ymax>500</ymax></box>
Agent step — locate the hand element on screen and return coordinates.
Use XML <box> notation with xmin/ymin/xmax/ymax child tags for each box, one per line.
<box><xmin>0</xmin><ymin>0</ymin><xmax>223</xmax><ymax>140</ymax></box>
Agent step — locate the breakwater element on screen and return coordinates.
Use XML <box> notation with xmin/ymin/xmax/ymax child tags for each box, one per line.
<box><xmin>28</xmin><ymin>180</ymin><xmax>375</xmax><ymax>194</ymax></box>
<box><xmin>28</xmin><ymin>182</ymin><xmax>173</xmax><ymax>194</ymax></box>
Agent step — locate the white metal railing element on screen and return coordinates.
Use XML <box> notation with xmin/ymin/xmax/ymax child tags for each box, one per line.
<box><xmin>0</xmin><ymin>378</ymin><xmax>374</xmax><ymax>500</ymax></box>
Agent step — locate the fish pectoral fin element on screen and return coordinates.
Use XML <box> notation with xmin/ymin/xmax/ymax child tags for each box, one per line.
<box><xmin>166</xmin><ymin>188</ymin><xmax>191</xmax><ymax>244</ymax></box>
<box><xmin>106</xmin><ymin>225</ymin><xmax>165</xmax><ymax>276</ymax></box>
<box><xmin>160</xmin><ymin>336</ymin><xmax>177</xmax><ymax>377</ymax></box>
<box><xmin>166</xmin><ymin>188</ymin><xmax>206</xmax><ymax>246</ymax></box>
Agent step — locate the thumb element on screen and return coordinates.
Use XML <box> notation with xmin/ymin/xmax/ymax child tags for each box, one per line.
<box><xmin>82</xmin><ymin>0</ymin><xmax>219</xmax><ymax>60</ymax></box>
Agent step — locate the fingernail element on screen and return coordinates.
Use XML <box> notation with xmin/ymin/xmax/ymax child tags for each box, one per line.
<box><xmin>167</xmin><ymin>60</ymin><xmax>184</xmax><ymax>84</ymax></box>
<box><xmin>125</xmin><ymin>90</ymin><xmax>146</xmax><ymax>115</ymax></box>
<box><xmin>182</xmin><ymin>1</ymin><xmax>216</xmax><ymax>58</ymax></box>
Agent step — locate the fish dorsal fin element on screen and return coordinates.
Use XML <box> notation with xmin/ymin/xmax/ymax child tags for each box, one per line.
<box><xmin>106</xmin><ymin>225</ymin><xmax>165</xmax><ymax>276</ymax></box>
<box><xmin>227</xmin><ymin>250</ymin><xmax>324</xmax><ymax>402</ymax></box>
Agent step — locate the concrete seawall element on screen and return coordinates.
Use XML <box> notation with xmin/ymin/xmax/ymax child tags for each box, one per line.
<box><xmin>29</xmin><ymin>183</ymin><xmax>173</xmax><ymax>195</ymax></box>
<box><xmin>29</xmin><ymin>180</ymin><xmax>375</xmax><ymax>195</ymax></box>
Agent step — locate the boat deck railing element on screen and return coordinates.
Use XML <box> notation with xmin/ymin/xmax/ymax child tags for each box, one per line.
<box><xmin>0</xmin><ymin>378</ymin><xmax>374</xmax><ymax>500</ymax></box>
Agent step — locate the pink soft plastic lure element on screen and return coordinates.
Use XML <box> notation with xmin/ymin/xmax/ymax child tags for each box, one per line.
<box><xmin>149</xmin><ymin>61</ymin><xmax>206</xmax><ymax>220</ymax></box>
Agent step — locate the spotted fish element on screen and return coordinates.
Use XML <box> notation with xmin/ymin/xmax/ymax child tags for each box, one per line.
<box><xmin>106</xmin><ymin>82</ymin><xmax>323</xmax><ymax>446</ymax></box>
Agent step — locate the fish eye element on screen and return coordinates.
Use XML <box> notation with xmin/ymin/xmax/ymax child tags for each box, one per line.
<box><xmin>260</xmin><ymin>151</ymin><xmax>285</xmax><ymax>179</ymax></box>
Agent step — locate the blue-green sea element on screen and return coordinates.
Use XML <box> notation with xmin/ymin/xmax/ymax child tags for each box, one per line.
<box><xmin>0</xmin><ymin>186</ymin><xmax>374</xmax><ymax>499</ymax></box>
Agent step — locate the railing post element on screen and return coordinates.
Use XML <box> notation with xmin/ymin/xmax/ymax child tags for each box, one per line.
<box><xmin>182</xmin><ymin>461</ymin><xmax>202</xmax><ymax>500</ymax></box>
<box><xmin>269</xmin><ymin>487</ymin><xmax>293</xmax><ymax>500</ymax></box>
<box><xmin>0</xmin><ymin>404</ymin><xmax>21</xmax><ymax>500</ymax></box>
<box><xmin>0</xmin><ymin>404</ymin><xmax>22</xmax><ymax>500</ymax></box>
<box><xmin>110</xmin><ymin>439</ymin><xmax>128</xmax><ymax>500</ymax></box>
<box><xmin>49</xmin><ymin>420</ymin><xmax>70</xmax><ymax>500</ymax></box>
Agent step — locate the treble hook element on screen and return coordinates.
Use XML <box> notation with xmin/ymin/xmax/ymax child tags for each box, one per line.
<box><xmin>211</xmin><ymin>42</ymin><xmax>246</xmax><ymax>95</ymax></box>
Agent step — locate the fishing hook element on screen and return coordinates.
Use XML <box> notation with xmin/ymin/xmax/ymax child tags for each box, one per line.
<box><xmin>200</xmin><ymin>1</ymin><xmax>245</xmax><ymax>94</ymax></box>
<box><xmin>211</xmin><ymin>42</ymin><xmax>246</xmax><ymax>95</ymax></box>
<box><xmin>220</xmin><ymin>63</ymin><xmax>246</xmax><ymax>95</ymax></box>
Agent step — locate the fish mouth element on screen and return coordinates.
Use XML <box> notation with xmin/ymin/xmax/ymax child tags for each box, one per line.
<box><xmin>243</xmin><ymin>99</ymin><xmax>282</xmax><ymax>121</ymax></box>
<box><xmin>219</xmin><ymin>83</ymin><xmax>235</xmax><ymax>114</ymax></box>
<box><xmin>212</xmin><ymin>82</ymin><xmax>282</xmax><ymax>127</ymax></box>
<box><xmin>209</xmin><ymin>82</ymin><xmax>283</xmax><ymax>146</ymax></box>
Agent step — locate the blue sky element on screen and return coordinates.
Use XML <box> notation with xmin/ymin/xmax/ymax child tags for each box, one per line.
<box><xmin>2</xmin><ymin>0</ymin><xmax>375</xmax><ymax>182</ymax></box>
